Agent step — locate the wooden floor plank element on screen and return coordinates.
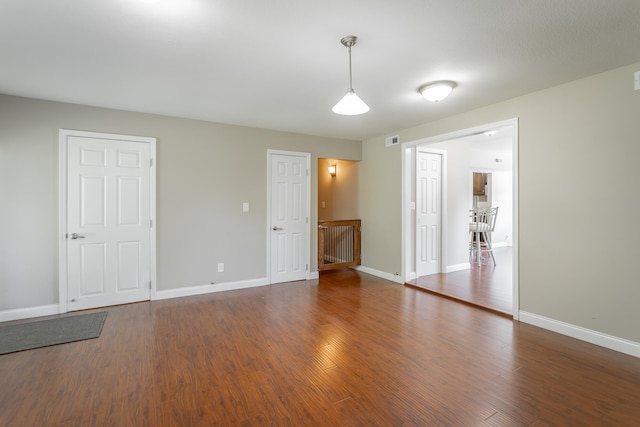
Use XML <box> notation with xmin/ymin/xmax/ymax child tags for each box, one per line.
<box><xmin>408</xmin><ymin>246</ymin><xmax>513</xmax><ymax>316</ymax></box>
<box><xmin>1</xmin><ymin>269</ymin><xmax>639</xmax><ymax>426</ymax></box>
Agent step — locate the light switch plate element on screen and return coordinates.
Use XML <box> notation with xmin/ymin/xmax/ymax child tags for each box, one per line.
<box><xmin>635</xmin><ymin>71</ymin><xmax>640</xmax><ymax>91</ymax></box>
<box><xmin>242</xmin><ymin>202</ymin><xmax>249</xmax><ymax>212</ymax></box>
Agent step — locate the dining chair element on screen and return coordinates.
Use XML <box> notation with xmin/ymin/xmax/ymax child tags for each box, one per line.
<box><xmin>468</xmin><ymin>206</ymin><xmax>499</xmax><ymax>266</ymax></box>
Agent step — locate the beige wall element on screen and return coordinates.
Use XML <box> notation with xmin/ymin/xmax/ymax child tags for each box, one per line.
<box><xmin>317</xmin><ymin>158</ymin><xmax>359</xmax><ymax>221</ymax></box>
<box><xmin>361</xmin><ymin>62</ymin><xmax>640</xmax><ymax>343</ymax></box>
<box><xmin>0</xmin><ymin>95</ymin><xmax>361</xmax><ymax>310</ymax></box>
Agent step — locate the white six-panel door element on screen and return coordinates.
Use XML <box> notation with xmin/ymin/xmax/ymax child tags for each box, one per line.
<box><xmin>61</xmin><ymin>130</ymin><xmax>155</xmax><ymax>311</ymax></box>
<box><xmin>269</xmin><ymin>151</ymin><xmax>309</xmax><ymax>284</ymax></box>
<box><xmin>416</xmin><ymin>150</ymin><xmax>442</xmax><ymax>277</ymax></box>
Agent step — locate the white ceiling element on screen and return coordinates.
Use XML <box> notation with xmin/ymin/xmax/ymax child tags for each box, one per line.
<box><xmin>2</xmin><ymin>0</ymin><xmax>640</xmax><ymax>141</ymax></box>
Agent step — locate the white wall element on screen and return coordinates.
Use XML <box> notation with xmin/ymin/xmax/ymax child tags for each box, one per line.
<box><xmin>361</xmin><ymin>62</ymin><xmax>640</xmax><ymax>345</ymax></box>
<box><xmin>420</xmin><ymin>138</ymin><xmax>513</xmax><ymax>268</ymax></box>
<box><xmin>0</xmin><ymin>94</ymin><xmax>361</xmax><ymax>312</ymax></box>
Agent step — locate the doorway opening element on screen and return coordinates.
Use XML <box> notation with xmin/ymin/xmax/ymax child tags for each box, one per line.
<box><xmin>317</xmin><ymin>158</ymin><xmax>361</xmax><ymax>272</ymax></box>
<box><xmin>401</xmin><ymin>119</ymin><xmax>519</xmax><ymax>318</ymax></box>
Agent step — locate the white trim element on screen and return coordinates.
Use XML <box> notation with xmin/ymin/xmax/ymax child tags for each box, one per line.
<box><xmin>0</xmin><ymin>305</ymin><xmax>60</xmax><ymax>323</ymax></box>
<box><xmin>266</xmin><ymin>149</ymin><xmax>311</xmax><ymax>285</ymax></box>
<box><xmin>154</xmin><ymin>278</ymin><xmax>268</xmax><ymax>301</ymax></box>
<box><xmin>308</xmin><ymin>271</ymin><xmax>319</xmax><ymax>280</ymax></box>
<box><xmin>509</xmin><ymin>121</ymin><xmax>519</xmax><ymax>320</ymax></box>
<box><xmin>401</xmin><ymin>146</ymin><xmax>412</xmax><ymax>281</ymax></box>
<box><xmin>353</xmin><ymin>265</ymin><xmax>404</xmax><ymax>284</ymax></box>
<box><xmin>519</xmin><ymin>311</ymin><xmax>640</xmax><ymax>359</ymax></box>
<box><xmin>415</xmin><ymin>148</ymin><xmax>448</xmax><ymax>278</ymax></box>
<box><xmin>58</xmin><ymin>129</ymin><xmax>157</xmax><ymax>313</ymax></box>
<box><xmin>492</xmin><ymin>241</ymin><xmax>510</xmax><ymax>248</ymax></box>
<box><xmin>446</xmin><ymin>263</ymin><xmax>470</xmax><ymax>273</ymax></box>
<box><xmin>400</xmin><ymin>118</ymin><xmax>520</xmax><ymax>320</ymax></box>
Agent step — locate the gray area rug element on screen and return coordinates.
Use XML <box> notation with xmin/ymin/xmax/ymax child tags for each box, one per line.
<box><xmin>0</xmin><ymin>311</ymin><xmax>108</xmax><ymax>355</ymax></box>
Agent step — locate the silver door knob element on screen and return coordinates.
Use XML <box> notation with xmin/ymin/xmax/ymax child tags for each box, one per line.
<box><xmin>272</xmin><ymin>226</ymin><xmax>283</xmax><ymax>231</ymax></box>
<box><xmin>70</xmin><ymin>233</ymin><xmax>86</xmax><ymax>239</ymax></box>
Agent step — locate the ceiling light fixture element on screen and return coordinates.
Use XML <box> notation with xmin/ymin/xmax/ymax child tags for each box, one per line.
<box><xmin>419</xmin><ymin>80</ymin><xmax>457</xmax><ymax>102</ymax></box>
<box><xmin>332</xmin><ymin>36</ymin><xmax>370</xmax><ymax>115</ymax></box>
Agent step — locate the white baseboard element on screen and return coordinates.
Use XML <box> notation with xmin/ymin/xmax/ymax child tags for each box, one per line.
<box><xmin>519</xmin><ymin>311</ymin><xmax>640</xmax><ymax>358</ymax></box>
<box><xmin>447</xmin><ymin>263</ymin><xmax>470</xmax><ymax>273</ymax></box>
<box><xmin>493</xmin><ymin>241</ymin><xmax>510</xmax><ymax>248</ymax></box>
<box><xmin>308</xmin><ymin>271</ymin><xmax>319</xmax><ymax>280</ymax></box>
<box><xmin>407</xmin><ymin>264</ymin><xmax>468</xmax><ymax>277</ymax></box>
<box><xmin>0</xmin><ymin>304</ymin><xmax>60</xmax><ymax>323</ymax></box>
<box><xmin>154</xmin><ymin>277</ymin><xmax>269</xmax><ymax>301</ymax></box>
<box><xmin>353</xmin><ymin>265</ymin><xmax>404</xmax><ymax>284</ymax></box>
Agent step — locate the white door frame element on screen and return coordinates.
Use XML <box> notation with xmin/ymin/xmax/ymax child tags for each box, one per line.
<box><xmin>415</xmin><ymin>148</ymin><xmax>447</xmax><ymax>277</ymax></box>
<box><xmin>401</xmin><ymin>118</ymin><xmax>519</xmax><ymax>319</ymax></box>
<box><xmin>266</xmin><ymin>149</ymin><xmax>311</xmax><ymax>284</ymax></box>
<box><xmin>58</xmin><ymin>129</ymin><xmax>157</xmax><ymax>313</ymax></box>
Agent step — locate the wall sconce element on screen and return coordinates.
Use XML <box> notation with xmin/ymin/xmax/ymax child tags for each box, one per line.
<box><xmin>328</xmin><ymin>164</ymin><xmax>337</xmax><ymax>177</ymax></box>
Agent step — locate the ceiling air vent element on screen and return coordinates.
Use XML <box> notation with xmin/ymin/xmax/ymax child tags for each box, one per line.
<box><xmin>385</xmin><ymin>135</ymin><xmax>400</xmax><ymax>147</ymax></box>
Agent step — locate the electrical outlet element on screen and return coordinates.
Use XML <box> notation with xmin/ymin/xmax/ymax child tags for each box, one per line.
<box><xmin>217</xmin><ymin>263</ymin><xmax>224</xmax><ymax>272</ymax></box>
<box><xmin>635</xmin><ymin>71</ymin><xmax>640</xmax><ymax>91</ymax></box>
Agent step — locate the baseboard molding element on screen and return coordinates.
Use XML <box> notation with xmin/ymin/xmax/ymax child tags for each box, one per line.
<box><xmin>408</xmin><ymin>264</ymin><xmax>469</xmax><ymax>277</ymax></box>
<box><xmin>353</xmin><ymin>266</ymin><xmax>404</xmax><ymax>284</ymax></box>
<box><xmin>446</xmin><ymin>263</ymin><xmax>470</xmax><ymax>273</ymax></box>
<box><xmin>0</xmin><ymin>304</ymin><xmax>60</xmax><ymax>323</ymax></box>
<box><xmin>308</xmin><ymin>271</ymin><xmax>319</xmax><ymax>280</ymax></box>
<box><xmin>154</xmin><ymin>277</ymin><xmax>269</xmax><ymax>301</ymax></box>
<box><xmin>519</xmin><ymin>311</ymin><xmax>640</xmax><ymax>358</ymax></box>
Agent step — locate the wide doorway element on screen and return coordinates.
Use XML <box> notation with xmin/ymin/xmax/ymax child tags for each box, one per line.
<box><xmin>402</xmin><ymin>119</ymin><xmax>519</xmax><ymax>318</ymax></box>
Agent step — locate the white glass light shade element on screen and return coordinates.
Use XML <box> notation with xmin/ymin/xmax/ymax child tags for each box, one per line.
<box><xmin>332</xmin><ymin>89</ymin><xmax>370</xmax><ymax>115</ymax></box>
<box><xmin>420</xmin><ymin>81</ymin><xmax>456</xmax><ymax>102</ymax></box>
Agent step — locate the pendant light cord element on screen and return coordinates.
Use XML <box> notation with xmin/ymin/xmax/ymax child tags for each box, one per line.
<box><xmin>348</xmin><ymin>44</ymin><xmax>353</xmax><ymax>90</ymax></box>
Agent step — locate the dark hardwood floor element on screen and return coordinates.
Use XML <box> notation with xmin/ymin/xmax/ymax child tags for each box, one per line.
<box><xmin>2</xmin><ymin>269</ymin><xmax>640</xmax><ymax>426</ymax></box>
<box><xmin>408</xmin><ymin>246</ymin><xmax>513</xmax><ymax>317</ymax></box>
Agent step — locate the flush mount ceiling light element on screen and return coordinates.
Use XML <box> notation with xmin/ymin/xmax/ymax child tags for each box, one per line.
<box><xmin>419</xmin><ymin>80</ymin><xmax>457</xmax><ymax>102</ymax></box>
<box><xmin>332</xmin><ymin>36</ymin><xmax>370</xmax><ymax>116</ymax></box>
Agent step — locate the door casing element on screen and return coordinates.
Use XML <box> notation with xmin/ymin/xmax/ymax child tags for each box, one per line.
<box><xmin>416</xmin><ymin>149</ymin><xmax>445</xmax><ymax>277</ymax></box>
<box><xmin>266</xmin><ymin>149</ymin><xmax>311</xmax><ymax>284</ymax></box>
<box><xmin>401</xmin><ymin>118</ymin><xmax>519</xmax><ymax>319</ymax></box>
<box><xmin>58</xmin><ymin>129</ymin><xmax>157</xmax><ymax>313</ymax></box>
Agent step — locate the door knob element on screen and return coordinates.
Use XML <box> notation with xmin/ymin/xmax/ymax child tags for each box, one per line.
<box><xmin>70</xmin><ymin>233</ymin><xmax>86</xmax><ymax>239</ymax></box>
<box><xmin>272</xmin><ymin>226</ymin><xmax>283</xmax><ymax>231</ymax></box>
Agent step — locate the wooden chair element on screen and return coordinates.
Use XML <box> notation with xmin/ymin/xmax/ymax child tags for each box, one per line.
<box><xmin>469</xmin><ymin>207</ymin><xmax>498</xmax><ymax>266</ymax></box>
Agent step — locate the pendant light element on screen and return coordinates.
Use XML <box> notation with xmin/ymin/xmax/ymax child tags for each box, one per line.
<box><xmin>332</xmin><ymin>36</ymin><xmax>370</xmax><ymax>115</ymax></box>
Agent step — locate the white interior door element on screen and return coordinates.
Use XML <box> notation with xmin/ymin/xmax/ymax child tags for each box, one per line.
<box><xmin>269</xmin><ymin>151</ymin><xmax>309</xmax><ymax>284</ymax></box>
<box><xmin>61</xmin><ymin>130</ymin><xmax>155</xmax><ymax>311</ymax></box>
<box><xmin>416</xmin><ymin>150</ymin><xmax>442</xmax><ymax>277</ymax></box>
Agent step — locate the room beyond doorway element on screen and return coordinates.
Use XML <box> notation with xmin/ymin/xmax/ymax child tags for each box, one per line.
<box><xmin>401</xmin><ymin>118</ymin><xmax>519</xmax><ymax>319</ymax></box>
